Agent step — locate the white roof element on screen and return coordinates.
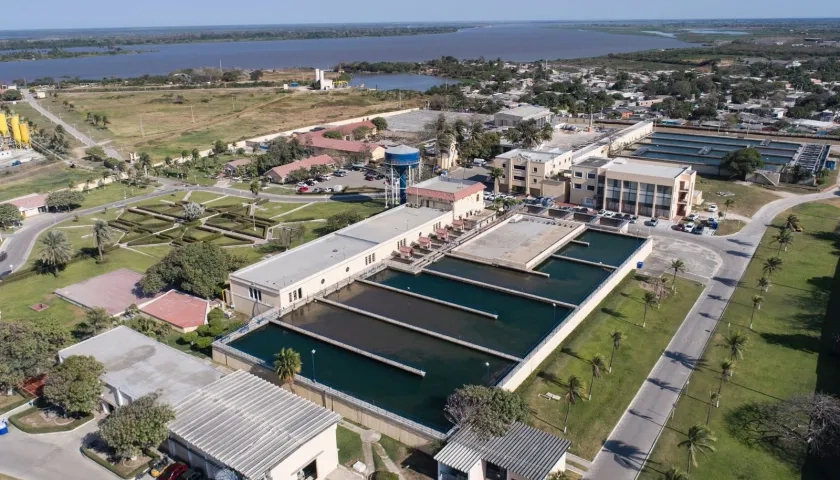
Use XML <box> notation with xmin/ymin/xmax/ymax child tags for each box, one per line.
<box><xmin>170</xmin><ymin>371</ymin><xmax>341</xmax><ymax>480</ymax></box>
<box><xmin>495</xmin><ymin>105</ymin><xmax>551</xmax><ymax>119</ymax></box>
<box><xmin>496</xmin><ymin>149</ymin><xmax>563</xmax><ymax>164</ymax></box>
<box><xmin>605</xmin><ymin>159</ymin><xmax>689</xmax><ymax>179</ymax></box>
<box><xmin>58</xmin><ymin>326</ymin><xmax>222</xmax><ymax>405</ymax></box>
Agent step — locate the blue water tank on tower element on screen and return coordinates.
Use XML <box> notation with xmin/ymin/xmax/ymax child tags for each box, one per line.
<box><xmin>384</xmin><ymin>145</ymin><xmax>421</xmax><ymax>204</ymax></box>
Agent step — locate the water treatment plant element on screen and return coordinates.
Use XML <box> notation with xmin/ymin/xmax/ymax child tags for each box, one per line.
<box><xmin>214</xmin><ymin>175</ymin><xmax>652</xmax><ymax>443</ymax></box>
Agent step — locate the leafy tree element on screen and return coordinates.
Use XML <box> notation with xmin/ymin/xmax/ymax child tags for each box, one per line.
<box><xmin>181</xmin><ymin>202</ymin><xmax>205</xmax><ymax>221</ymax></box>
<box><xmin>126</xmin><ymin>316</ymin><xmax>169</xmax><ymax>341</ymax></box>
<box><xmin>608</xmin><ymin>330</ymin><xmax>624</xmax><ymax>373</ymax></box>
<box><xmin>38</xmin><ymin>229</ymin><xmax>73</xmax><ymax>275</ymax></box>
<box><xmin>250</xmin><ymin>179</ymin><xmax>261</xmax><ymax>198</ymax></box>
<box><xmin>213</xmin><ymin>140</ymin><xmax>227</xmax><ymax>155</ymax></box>
<box><xmin>642</xmin><ymin>291</ymin><xmax>658</xmax><ymax>328</ymax></box>
<box><xmin>323</xmin><ymin>130</ymin><xmax>344</xmax><ymax>139</ymax></box>
<box><xmin>84</xmin><ymin>146</ymin><xmax>107</xmax><ymax>162</ymax></box>
<box><xmin>191</xmin><ymin>148</ymin><xmax>200</xmax><ymax>162</ymax></box>
<box><xmin>45</xmin><ymin>190</ymin><xmax>85</xmax><ymax>211</ymax></box>
<box><xmin>140</xmin><ymin>242</ymin><xmax>241</xmax><ymax>297</ymax></box>
<box><xmin>371</xmin><ymin>117</ymin><xmax>388</xmax><ymax>131</ymax></box>
<box><xmin>588</xmin><ymin>354</ymin><xmax>607</xmax><ymax>400</ymax></box>
<box><xmin>92</xmin><ymin>113</ymin><xmax>101</xmax><ymax>126</ymax></box>
<box><xmin>287</xmin><ymin>168</ymin><xmax>311</xmax><ymax>184</ymax></box>
<box><xmin>77</xmin><ymin>307</ymin><xmax>113</xmax><ymax>339</ymax></box>
<box><xmin>444</xmin><ymin>385</ymin><xmax>529</xmax><ymax>439</ymax></box>
<box><xmin>92</xmin><ymin>220</ymin><xmax>114</xmax><ymax>262</ymax></box>
<box><xmin>749</xmin><ymin>295</ymin><xmax>764</xmax><ymax>330</ymax></box>
<box><xmin>271</xmin><ymin>224</ymin><xmax>307</xmax><ymax>250</ymax></box>
<box><xmin>762</xmin><ymin>256</ymin><xmax>783</xmax><ymax>277</ymax></box>
<box><xmin>1</xmin><ymin>90</ymin><xmax>22</xmax><ymax>101</ymax></box>
<box><xmin>352</xmin><ymin>126</ymin><xmax>372</xmax><ymax>140</ymax></box>
<box><xmin>670</xmin><ymin>259</ymin><xmax>686</xmax><ymax>291</ymax></box>
<box><xmin>249</xmin><ymin>69</ymin><xmax>264</xmax><ymax>81</ymax></box>
<box><xmin>721</xmin><ymin>331</ymin><xmax>748</xmax><ymax>360</ymax></box>
<box><xmin>274</xmin><ymin>348</ymin><xmax>302</xmax><ymax>393</ymax></box>
<box><xmin>0</xmin><ymin>203</ymin><xmax>23</xmax><ymax>228</ymax></box>
<box><xmin>98</xmin><ymin>392</ymin><xmax>175</xmax><ymax>460</ymax></box>
<box><xmin>324</xmin><ymin>211</ymin><xmax>363</xmax><ymax>233</ymax></box>
<box><xmin>138</xmin><ymin>152</ymin><xmax>152</xmax><ymax>174</ymax></box>
<box><xmin>562</xmin><ymin>374</ymin><xmax>586</xmax><ymax>433</ymax></box>
<box><xmin>488</xmin><ymin>167</ymin><xmax>504</xmax><ymax>194</ymax></box>
<box><xmin>101</xmin><ymin>115</ymin><xmax>110</xmax><ymax>127</ymax></box>
<box><xmin>663</xmin><ymin>466</ymin><xmax>690</xmax><ymax>480</ymax></box>
<box><xmin>43</xmin><ymin>355</ymin><xmax>104</xmax><ymax>417</ymax></box>
<box><xmin>678</xmin><ymin>424</ymin><xmax>717</xmax><ymax>472</ymax></box>
<box><xmin>505</xmin><ymin>119</ymin><xmax>553</xmax><ymax>149</ymax></box>
<box><xmin>0</xmin><ymin>320</ymin><xmax>68</xmax><ymax>395</ymax></box>
<box><xmin>722</xmin><ymin>148</ymin><xmax>764</xmax><ymax>178</ymax></box>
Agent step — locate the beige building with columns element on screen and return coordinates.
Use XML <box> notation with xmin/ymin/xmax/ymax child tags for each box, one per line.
<box><xmin>569</xmin><ymin>157</ymin><xmax>696</xmax><ymax>220</ymax></box>
<box><xmin>493</xmin><ymin>149</ymin><xmax>573</xmax><ymax>197</ymax></box>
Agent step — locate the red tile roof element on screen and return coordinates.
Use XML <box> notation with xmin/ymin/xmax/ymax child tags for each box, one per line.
<box><xmin>140</xmin><ymin>290</ymin><xmax>208</xmax><ymax>330</ymax></box>
<box><xmin>298</xmin><ymin>134</ymin><xmax>383</xmax><ymax>153</ymax></box>
<box><xmin>266</xmin><ymin>155</ymin><xmax>338</xmax><ymax>179</ymax></box>
<box><xmin>224</xmin><ymin>158</ymin><xmax>252</xmax><ymax>169</ymax></box>
<box><xmin>7</xmin><ymin>193</ymin><xmax>49</xmax><ymax>210</ymax></box>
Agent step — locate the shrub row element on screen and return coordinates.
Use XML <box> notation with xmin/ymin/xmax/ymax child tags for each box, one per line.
<box><xmin>127</xmin><ymin>234</ymin><xmax>170</xmax><ymax>247</ymax></box>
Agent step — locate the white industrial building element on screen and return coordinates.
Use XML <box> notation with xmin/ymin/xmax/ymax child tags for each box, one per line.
<box><xmin>167</xmin><ymin>370</ymin><xmax>341</xmax><ymax>480</ymax></box>
<box><xmin>494</xmin><ymin>106</ymin><xmax>553</xmax><ymax>127</ymax></box>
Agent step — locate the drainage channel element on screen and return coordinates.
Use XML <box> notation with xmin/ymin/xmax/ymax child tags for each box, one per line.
<box><xmin>422</xmin><ymin>269</ymin><xmax>578</xmax><ymax>309</ymax></box>
<box><xmin>355</xmin><ymin>279</ymin><xmax>498</xmax><ymax>319</ymax></box>
<box><xmin>551</xmin><ymin>254</ymin><xmax>617</xmax><ymax>270</ymax></box>
<box><xmin>315</xmin><ymin>297</ymin><xmax>522</xmax><ymax>363</ymax></box>
<box><xmin>269</xmin><ymin>318</ymin><xmax>426</xmax><ymax>377</ymax></box>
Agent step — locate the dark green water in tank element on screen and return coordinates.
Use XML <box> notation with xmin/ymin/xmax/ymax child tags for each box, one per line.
<box><xmin>555</xmin><ymin>230</ymin><xmax>646</xmax><ymax>267</ymax></box>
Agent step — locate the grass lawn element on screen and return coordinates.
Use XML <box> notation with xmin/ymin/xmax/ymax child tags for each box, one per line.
<box><xmin>279</xmin><ymin>200</ymin><xmax>386</xmax><ymax>222</ymax></box>
<box><xmin>0</xmin><ymin>391</ymin><xmax>29</xmax><ymax>414</ymax></box>
<box><xmin>263</xmin><ymin>185</ymin><xmax>297</xmax><ymax>195</ymax></box>
<box><xmin>337</xmin><ymin>425</ymin><xmax>364</xmax><ymax>467</ymax></box>
<box><xmin>518</xmin><ymin>275</ymin><xmax>705</xmax><ymax>460</ymax></box>
<box><xmin>695</xmin><ymin>176</ymin><xmax>782</xmax><ymax>218</ymax></box>
<box><xmin>69</xmin><ymin>207</ymin><xmax>122</xmax><ymax>225</ymax></box>
<box><xmin>25</xmin><ymin>225</ymin><xmax>98</xmax><ymax>269</ymax></box>
<box><xmin>76</xmin><ymin>183</ymin><xmax>150</xmax><ymax>209</ymax></box>
<box><xmin>373</xmin><ymin>450</ymin><xmax>386</xmax><ymax>472</ymax></box>
<box><xmin>254</xmin><ymin>201</ymin><xmax>301</xmax><ymax>219</ymax></box>
<box><xmin>0</xmin><ymin>248</ymin><xmax>159</xmax><ymax>328</ymax></box>
<box><xmin>640</xmin><ymin>201</ymin><xmax>840</xmax><ymax>480</ymax></box>
<box><xmin>9</xmin><ymin>403</ymin><xmax>93</xmax><ymax>434</ymax></box>
<box><xmin>208</xmin><ymin>195</ymin><xmax>251</xmax><ymax>208</ymax></box>
<box><xmin>131</xmin><ymin>244</ymin><xmax>173</xmax><ymax>260</ymax></box>
<box><xmin>0</xmin><ymin>163</ymin><xmax>93</xmax><ymax>202</ymax></box>
<box><xmin>185</xmin><ymin>191</ymin><xmax>224</xmax><ymax>204</ymax></box>
<box><xmin>82</xmin><ymin>446</ymin><xmax>154</xmax><ymax>479</ymax></box>
<box><xmin>378</xmin><ymin>434</ymin><xmax>409</xmax><ymax>463</ymax></box>
<box><xmin>714</xmin><ymin>219</ymin><xmax>746</xmax><ymax>236</ymax></box>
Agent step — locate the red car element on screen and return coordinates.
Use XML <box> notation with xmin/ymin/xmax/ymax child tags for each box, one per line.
<box><xmin>159</xmin><ymin>463</ymin><xmax>189</xmax><ymax>480</ymax></box>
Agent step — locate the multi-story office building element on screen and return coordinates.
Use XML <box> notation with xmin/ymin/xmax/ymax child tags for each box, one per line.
<box><xmin>492</xmin><ymin>149</ymin><xmax>573</xmax><ymax>197</ymax></box>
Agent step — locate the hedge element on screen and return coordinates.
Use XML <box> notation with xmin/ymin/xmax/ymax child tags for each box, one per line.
<box><xmin>127</xmin><ymin>234</ymin><xmax>169</xmax><ymax>247</ymax></box>
<box><xmin>81</xmin><ymin>447</ymin><xmax>159</xmax><ymax>479</ymax></box>
<box><xmin>9</xmin><ymin>406</ymin><xmax>94</xmax><ymax>434</ymax></box>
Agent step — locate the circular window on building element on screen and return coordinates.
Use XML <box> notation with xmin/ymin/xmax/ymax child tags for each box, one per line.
<box><xmin>321</xmin><ymin>279</ymin><xmax>325</xmax><ymax>284</ymax></box>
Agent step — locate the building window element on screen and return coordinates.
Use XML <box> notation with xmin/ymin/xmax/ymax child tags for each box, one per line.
<box><xmin>574</xmin><ymin>183</ymin><xmax>583</xmax><ymax>190</ymax></box>
<box><xmin>532</xmin><ymin>179</ymin><xmax>538</xmax><ymax>183</ymax></box>
<box><xmin>298</xmin><ymin>459</ymin><xmax>318</xmax><ymax>480</ymax></box>
<box><xmin>514</xmin><ymin>175</ymin><xmax>525</xmax><ymax>181</ymax></box>
<box><xmin>321</xmin><ymin>279</ymin><xmax>325</xmax><ymax>284</ymax></box>
<box><xmin>574</xmin><ymin>171</ymin><xmax>583</xmax><ymax>178</ymax></box>
<box><xmin>346</xmin><ymin>267</ymin><xmax>350</xmax><ymax>272</ymax></box>
<box><xmin>397</xmin><ymin>239</ymin><xmax>407</xmax><ymax>248</ymax></box>
<box><xmin>365</xmin><ymin>253</ymin><xmax>377</xmax><ymax>265</ymax></box>
<box><xmin>587</xmin><ymin>172</ymin><xmax>596</xmax><ymax>179</ymax></box>
<box><xmin>248</xmin><ymin>288</ymin><xmax>262</xmax><ymax>302</ymax></box>
<box><xmin>587</xmin><ymin>185</ymin><xmax>595</xmax><ymax>191</ymax></box>
<box><xmin>533</xmin><ymin>167</ymin><xmax>538</xmax><ymax>172</ymax></box>
<box><xmin>485</xmin><ymin>462</ymin><xmax>506</xmax><ymax>480</ymax></box>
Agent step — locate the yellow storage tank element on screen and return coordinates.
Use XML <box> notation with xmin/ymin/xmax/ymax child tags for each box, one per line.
<box><xmin>11</xmin><ymin>115</ymin><xmax>22</xmax><ymax>144</ymax></box>
<box><xmin>0</xmin><ymin>113</ymin><xmax>8</xmax><ymax>136</ymax></box>
<box><xmin>20</xmin><ymin>122</ymin><xmax>31</xmax><ymax>145</ymax></box>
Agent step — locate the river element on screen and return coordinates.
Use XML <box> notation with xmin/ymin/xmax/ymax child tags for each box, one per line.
<box><xmin>0</xmin><ymin>24</ymin><xmax>689</xmax><ymax>82</ymax></box>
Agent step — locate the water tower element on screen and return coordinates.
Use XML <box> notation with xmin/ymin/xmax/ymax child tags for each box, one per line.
<box><xmin>383</xmin><ymin>145</ymin><xmax>421</xmax><ymax>206</ymax></box>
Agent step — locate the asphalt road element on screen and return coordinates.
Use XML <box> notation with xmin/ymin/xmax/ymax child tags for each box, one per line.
<box><xmin>588</xmin><ymin>185</ymin><xmax>840</xmax><ymax>479</ymax></box>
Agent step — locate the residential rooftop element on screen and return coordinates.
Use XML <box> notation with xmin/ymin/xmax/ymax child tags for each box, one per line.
<box><xmin>58</xmin><ymin>326</ymin><xmax>222</xmax><ymax>405</ymax></box>
<box><xmin>496</xmin><ymin>105</ymin><xmax>552</xmax><ymax>118</ymax></box>
<box><xmin>575</xmin><ymin>156</ymin><xmax>613</xmax><ymax>168</ymax></box>
<box><xmin>605</xmin><ymin>159</ymin><xmax>690</xmax><ymax>179</ymax></box>
<box><xmin>406</xmin><ymin>177</ymin><xmax>485</xmax><ymax>202</ymax></box>
<box><xmin>139</xmin><ymin>289</ymin><xmax>209</xmax><ymax>330</ymax></box>
<box><xmin>496</xmin><ymin>149</ymin><xmax>566</xmax><ymax>163</ymax></box>
<box><xmin>169</xmin><ymin>370</ymin><xmax>341</xmax><ymax>480</ymax></box>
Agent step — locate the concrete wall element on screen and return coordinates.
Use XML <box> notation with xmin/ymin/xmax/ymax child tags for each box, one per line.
<box><xmin>270</xmin><ymin>424</ymin><xmax>338</xmax><ymax>480</ymax></box>
<box><xmin>212</xmin><ymin>346</ymin><xmax>441</xmax><ymax>448</ymax></box>
<box><xmin>498</xmin><ymin>237</ymin><xmax>653</xmax><ymax>391</ymax></box>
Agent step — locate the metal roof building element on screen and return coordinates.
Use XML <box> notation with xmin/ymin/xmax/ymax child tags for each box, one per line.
<box><xmin>168</xmin><ymin>370</ymin><xmax>341</xmax><ymax>480</ymax></box>
<box><xmin>435</xmin><ymin>422</ymin><xmax>571</xmax><ymax>480</ymax></box>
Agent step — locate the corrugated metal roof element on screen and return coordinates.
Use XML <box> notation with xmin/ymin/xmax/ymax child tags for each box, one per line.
<box><xmin>434</xmin><ymin>423</ymin><xmax>571</xmax><ymax>480</ymax></box>
<box><xmin>169</xmin><ymin>371</ymin><xmax>341</xmax><ymax>480</ymax></box>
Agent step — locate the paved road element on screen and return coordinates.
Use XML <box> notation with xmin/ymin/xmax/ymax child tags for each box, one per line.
<box><xmin>0</xmin><ymin>181</ymin><xmax>379</xmax><ymax>277</ymax></box>
<box><xmin>23</xmin><ymin>91</ymin><xmax>124</xmax><ymax>161</ymax></box>
<box><xmin>588</xmin><ymin>185</ymin><xmax>840</xmax><ymax>480</ymax></box>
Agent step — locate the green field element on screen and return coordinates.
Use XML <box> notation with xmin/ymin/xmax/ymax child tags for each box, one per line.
<box><xmin>640</xmin><ymin>201</ymin><xmax>840</xmax><ymax>480</ymax></box>
<box><xmin>0</xmin><ymin>163</ymin><xmax>92</xmax><ymax>202</ymax></box>
<box><xmin>254</xmin><ymin>201</ymin><xmax>301</xmax><ymax>219</ymax></box>
<box><xmin>518</xmin><ymin>276</ymin><xmax>704</xmax><ymax>459</ymax></box>
<box><xmin>185</xmin><ymin>191</ymin><xmax>224</xmax><ymax>204</ymax></box>
<box><xmin>278</xmin><ymin>200</ymin><xmax>386</xmax><ymax>223</ymax></box>
<box><xmin>337</xmin><ymin>425</ymin><xmax>364</xmax><ymax>466</ymax></box>
<box><xmin>695</xmin><ymin>176</ymin><xmax>783</xmax><ymax>218</ymax></box>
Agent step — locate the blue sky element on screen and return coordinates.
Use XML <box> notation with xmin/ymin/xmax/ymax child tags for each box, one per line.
<box><xmin>6</xmin><ymin>0</ymin><xmax>840</xmax><ymax>30</ymax></box>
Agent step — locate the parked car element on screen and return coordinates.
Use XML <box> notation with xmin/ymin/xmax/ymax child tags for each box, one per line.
<box><xmin>629</xmin><ymin>215</ymin><xmax>638</xmax><ymax>224</ymax></box>
<box><xmin>180</xmin><ymin>469</ymin><xmax>204</xmax><ymax>480</ymax></box>
<box><xmin>334</xmin><ymin>170</ymin><xmax>347</xmax><ymax>177</ymax></box>
<box><xmin>351</xmin><ymin>163</ymin><xmax>367</xmax><ymax>170</ymax></box>
<box><xmin>686</xmin><ymin>213</ymin><xmax>699</xmax><ymax>221</ymax></box>
<box><xmin>646</xmin><ymin>218</ymin><xmax>660</xmax><ymax>227</ymax></box>
<box><xmin>597</xmin><ymin>209</ymin><xmax>606</xmax><ymax>216</ymax></box>
<box><xmin>673</xmin><ymin>224</ymin><xmax>685</xmax><ymax>231</ymax></box>
<box><xmin>150</xmin><ymin>458</ymin><xmax>171</xmax><ymax>478</ymax></box>
<box><xmin>317</xmin><ymin>174</ymin><xmax>331</xmax><ymax>181</ymax></box>
<box><xmin>158</xmin><ymin>464</ymin><xmax>188</xmax><ymax>480</ymax></box>
<box><xmin>364</xmin><ymin>173</ymin><xmax>376</xmax><ymax>181</ymax></box>
<box><xmin>305</xmin><ymin>179</ymin><xmax>318</xmax><ymax>186</ymax></box>
<box><xmin>692</xmin><ymin>226</ymin><xmax>705</xmax><ymax>235</ymax></box>
<box><xmin>296</xmin><ymin>182</ymin><xmax>307</xmax><ymax>187</ymax></box>
<box><xmin>707</xmin><ymin>204</ymin><xmax>718</xmax><ymax>213</ymax></box>
<box><xmin>685</xmin><ymin>222</ymin><xmax>696</xmax><ymax>231</ymax></box>
<box><xmin>297</xmin><ymin>186</ymin><xmax>309</xmax><ymax>193</ymax></box>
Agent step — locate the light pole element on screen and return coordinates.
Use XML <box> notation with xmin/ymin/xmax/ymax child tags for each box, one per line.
<box><xmin>485</xmin><ymin>361</ymin><xmax>490</xmax><ymax>383</ymax></box>
<box><xmin>552</xmin><ymin>303</ymin><xmax>556</xmax><ymax>324</ymax></box>
<box><xmin>311</xmin><ymin>349</ymin><xmax>317</xmax><ymax>383</ymax></box>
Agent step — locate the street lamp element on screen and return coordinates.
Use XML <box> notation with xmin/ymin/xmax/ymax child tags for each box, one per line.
<box><xmin>485</xmin><ymin>362</ymin><xmax>490</xmax><ymax>383</ymax></box>
<box><xmin>552</xmin><ymin>303</ymin><xmax>557</xmax><ymax>324</ymax></box>
<box><xmin>311</xmin><ymin>349</ymin><xmax>317</xmax><ymax>383</ymax></box>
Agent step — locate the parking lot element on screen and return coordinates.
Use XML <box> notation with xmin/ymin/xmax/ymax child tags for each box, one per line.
<box><xmin>293</xmin><ymin>169</ymin><xmax>387</xmax><ymax>193</ymax></box>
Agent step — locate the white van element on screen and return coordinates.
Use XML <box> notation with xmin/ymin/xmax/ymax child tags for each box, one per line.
<box><xmin>472</xmin><ymin>158</ymin><xmax>487</xmax><ymax>167</ymax></box>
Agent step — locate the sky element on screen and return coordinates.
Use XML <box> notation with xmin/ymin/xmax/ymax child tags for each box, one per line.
<box><xmin>5</xmin><ymin>0</ymin><xmax>840</xmax><ymax>30</ymax></box>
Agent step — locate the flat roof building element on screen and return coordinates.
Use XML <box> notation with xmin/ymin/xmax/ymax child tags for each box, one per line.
<box><xmin>406</xmin><ymin>177</ymin><xmax>486</xmax><ymax>223</ymax></box>
<box><xmin>493</xmin><ymin>149</ymin><xmax>572</xmax><ymax>198</ymax></box>
<box><xmin>138</xmin><ymin>289</ymin><xmax>209</xmax><ymax>333</ymax></box>
<box><xmin>167</xmin><ymin>370</ymin><xmax>341</xmax><ymax>480</ymax></box>
<box><xmin>570</xmin><ymin>157</ymin><xmax>697</xmax><ymax>220</ymax></box>
<box><xmin>494</xmin><ymin>106</ymin><xmax>553</xmax><ymax>127</ymax></box>
<box><xmin>58</xmin><ymin>326</ymin><xmax>222</xmax><ymax>412</ymax></box>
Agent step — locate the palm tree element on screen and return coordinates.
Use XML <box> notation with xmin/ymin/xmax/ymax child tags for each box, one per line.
<box><xmin>101</xmin><ymin>115</ymin><xmax>110</xmax><ymax>127</ymax></box>
<box><xmin>717</xmin><ymin>360</ymin><xmax>734</xmax><ymax>396</ymax></box>
<box><xmin>138</xmin><ymin>152</ymin><xmax>152</xmax><ymax>176</ymax></box>
<box><xmin>678</xmin><ymin>424</ymin><xmax>717</xmax><ymax>472</ymax></box>
<box><xmin>785</xmin><ymin>214</ymin><xmax>800</xmax><ymax>230</ymax></box>
<box><xmin>274</xmin><ymin>348</ymin><xmax>302</xmax><ymax>393</ymax></box>
<box><xmin>38</xmin><ymin>230</ymin><xmax>73</xmax><ymax>275</ymax></box>
<box><xmin>642</xmin><ymin>291</ymin><xmax>658</xmax><ymax>328</ymax></box>
<box><xmin>85</xmin><ymin>307</ymin><xmax>112</xmax><ymax>336</ymax></box>
<box><xmin>772</xmin><ymin>229</ymin><xmax>793</xmax><ymax>253</ymax></box>
<box><xmin>588</xmin><ymin>354</ymin><xmax>607</xmax><ymax>400</ymax></box>
<box><xmin>663</xmin><ymin>466</ymin><xmax>690</xmax><ymax>480</ymax></box>
<box><xmin>608</xmin><ymin>330</ymin><xmax>624</xmax><ymax>373</ymax></box>
<box><xmin>92</xmin><ymin>220</ymin><xmax>114</xmax><ymax>262</ymax></box>
<box><xmin>762</xmin><ymin>256</ymin><xmax>783</xmax><ymax>277</ymax></box>
<box><xmin>757</xmin><ymin>276</ymin><xmax>771</xmax><ymax>293</ymax></box>
<box><xmin>562</xmin><ymin>375</ymin><xmax>586</xmax><ymax>433</ymax></box>
<box><xmin>749</xmin><ymin>294</ymin><xmax>764</xmax><ymax>330</ymax></box>
<box><xmin>92</xmin><ymin>113</ymin><xmax>101</xmax><ymax>126</ymax></box>
<box><xmin>706</xmin><ymin>390</ymin><xmax>720</xmax><ymax>426</ymax></box>
<box><xmin>721</xmin><ymin>331</ymin><xmax>748</xmax><ymax>360</ymax></box>
<box><xmin>653</xmin><ymin>276</ymin><xmax>668</xmax><ymax>302</ymax></box>
<box><xmin>507</xmin><ymin>119</ymin><xmax>553</xmax><ymax>149</ymax></box>
<box><xmin>670</xmin><ymin>259</ymin><xmax>686</xmax><ymax>292</ymax></box>
<box><xmin>489</xmin><ymin>167</ymin><xmax>504</xmax><ymax>194</ymax></box>
<box><xmin>723</xmin><ymin>198</ymin><xmax>735</xmax><ymax>222</ymax></box>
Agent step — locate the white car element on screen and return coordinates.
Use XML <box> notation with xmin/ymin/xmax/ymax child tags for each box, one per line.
<box><xmin>707</xmin><ymin>204</ymin><xmax>718</xmax><ymax>213</ymax></box>
<box><xmin>296</xmin><ymin>182</ymin><xmax>307</xmax><ymax>187</ymax></box>
<box><xmin>686</xmin><ymin>213</ymin><xmax>699</xmax><ymax>221</ymax></box>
